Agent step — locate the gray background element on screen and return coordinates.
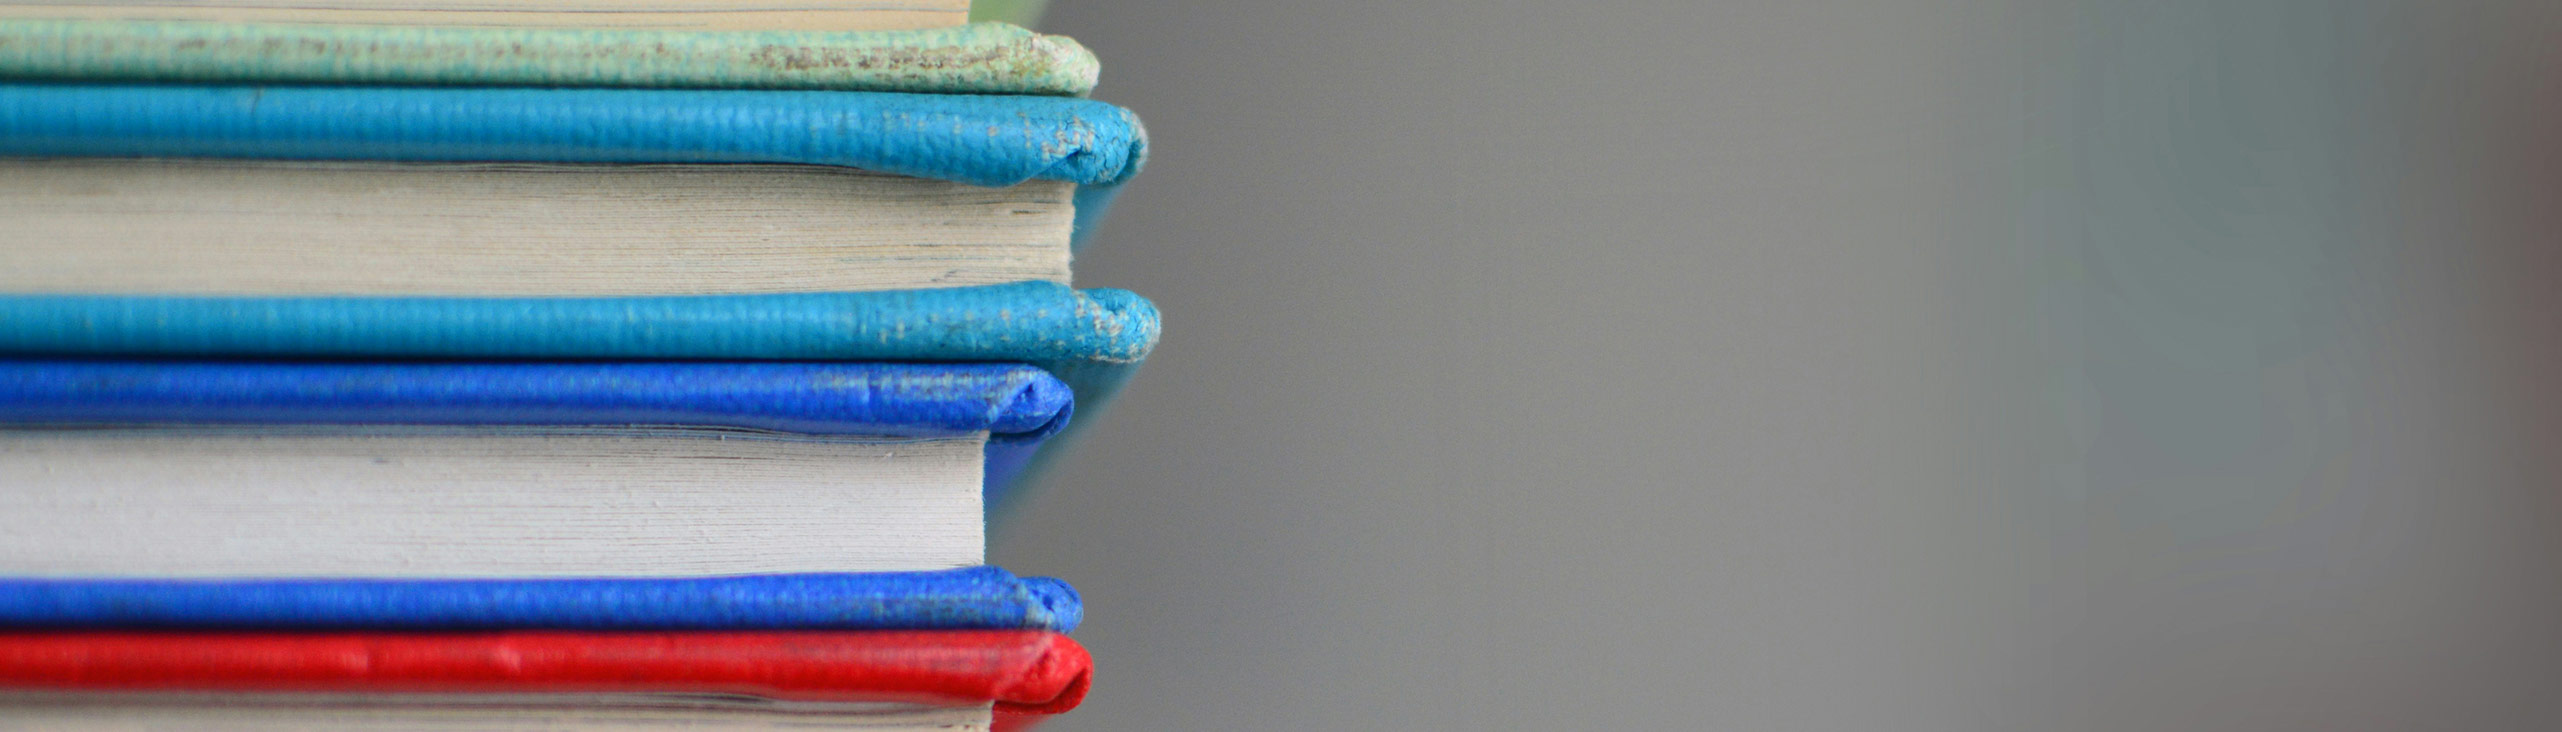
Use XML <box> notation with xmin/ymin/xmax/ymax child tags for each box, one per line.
<box><xmin>994</xmin><ymin>2</ymin><xmax>2562</xmax><ymax>729</ymax></box>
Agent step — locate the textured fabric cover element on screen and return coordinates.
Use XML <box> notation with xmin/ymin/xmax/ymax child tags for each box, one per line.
<box><xmin>0</xmin><ymin>630</ymin><xmax>1091</xmax><ymax>712</ymax></box>
<box><xmin>0</xmin><ymin>567</ymin><xmax>1080</xmax><ymax>633</ymax></box>
<box><xmin>0</xmin><ymin>359</ymin><xmax>1076</xmax><ymax>493</ymax></box>
<box><xmin>0</xmin><ymin>360</ymin><xmax>1071</xmax><ymax>440</ymax></box>
<box><xmin>0</xmin><ymin>283</ymin><xmax>1156</xmax><ymax>506</ymax></box>
<box><xmin>0</xmin><ymin>83</ymin><xmax>1145</xmax><ymax>187</ymax></box>
<box><xmin>0</xmin><ymin>21</ymin><xmax>1099</xmax><ymax>94</ymax></box>
<box><xmin>0</xmin><ymin>281</ymin><xmax>1155</xmax><ymax>364</ymax></box>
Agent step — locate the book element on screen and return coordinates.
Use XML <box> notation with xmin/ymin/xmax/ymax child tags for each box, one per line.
<box><xmin>0</xmin><ymin>283</ymin><xmax>1153</xmax><ymax>367</ymax></box>
<box><xmin>0</xmin><ymin>566</ymin><xmax>1080</xmax><ymax>632</ymax></box>
<box><xmin>0</xmin><ymin>0</ymin><xmax>971</xmax><ymax>32</ymax></box>
<box><xmin>0</xmin><ymin>630</ymin><xmax>1090</xmax><ymax>715</ymax></box>
<box><xmin>0</xmin><ymin>21</ymin><xmax>1099</xmax><ymax>94</ymax></box>
<box><xmin>0</xmin><ymin>84</ymin><xmax>1143</xmax><ymax>190</ymax></box>
<box><xmin>0</xmin><ymin>83</ymin><xmax>1147</xmax><ymax>297</ymax></box>
<box><xmin>0</xmin><ymin>5</ymin><xmax>1126</xmax><ymax>726</ymax></box>
<box><xmin>0</xmin><ymin>699</ymin><xmax>1012</xmax><ymax>731</ymax></box>
<box><xmin>0</xmin><ymin>360</ymin><xmax>1074</xmax><ymax>577</ymax></box>
<box><xmin>0</xmin><ymin>281</ymin><xmax>1157</xmax><ymax>506</ymax></box>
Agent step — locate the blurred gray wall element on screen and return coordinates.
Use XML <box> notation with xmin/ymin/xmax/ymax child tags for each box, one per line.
<box><xmin>994</xmin><ymin>2</ymin><xmax>2562</xmax><ymax>729</ymax></box>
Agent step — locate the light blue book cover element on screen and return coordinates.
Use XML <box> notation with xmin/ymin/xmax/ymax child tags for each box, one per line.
<box><xmin>0</xmin><ymin>82</ymin><xmax>1145</xmax><ymax>248</ymax></box>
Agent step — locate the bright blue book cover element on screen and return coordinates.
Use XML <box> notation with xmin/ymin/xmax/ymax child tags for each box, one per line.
<box><xmin>0</xmin><ymin>359</ymin><xmax>1076</xmax><ymax>501</ymax></box>
<box><xmin>0</xmin><ymin>566</ymin><xmax>1081</xmax><ymax>632</ymax></box>
<box><xmin>0</xmin><ymin>281</ymin><xmax>1157</xmax><ymax>508</ymax></box>
<box><xmin>0</xmin><ymin>82</ymin><xmax>1145</xmax><ymax>246</ymax></box>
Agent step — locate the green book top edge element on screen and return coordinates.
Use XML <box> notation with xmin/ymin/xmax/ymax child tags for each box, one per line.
<box><xmin>0</xmin><ymin>19</ymin><xmax>1097</xmax><ymax>94</ymax></box>
<box><xmin>971</xmin><ymin>0</ymin><xmax>1051</xmax><ymax>28</ymax></box>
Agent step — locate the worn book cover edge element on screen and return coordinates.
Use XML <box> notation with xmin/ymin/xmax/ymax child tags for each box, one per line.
<box><xmin>0</xmin><ymin>567</ymin><xmax>1081</xmax><ymax>633</ymax></box>
<box><xmin>0</xmin><ymin>21</ymin><xmax>1098</xmax><ymax>95</ymax></box>
<box><xmin>0</xmin><ymin>83</ymin><xmax>1145</xmax><ymax>187</ymax></box>
<box><xmin>0</xmin><ymin>630</ymin><xmax>1091</xmax><ymax>713</ymax></box>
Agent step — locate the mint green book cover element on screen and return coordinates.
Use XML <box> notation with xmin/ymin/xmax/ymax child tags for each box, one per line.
<box><xmin>0</xmin><ymin>20</ymin><xmax>1096</xmax><ymax>94</ymax></box>
<box><xmin>972</xmin><ymin>0</ymin><xmax>1051</xmax><ymax>27</ymax></box>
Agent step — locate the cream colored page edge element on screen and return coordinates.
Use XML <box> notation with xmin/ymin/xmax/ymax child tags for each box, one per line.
<box><xmin>0</xmin><ymin>159</ymin><xmax>1076</xmax><ymax>296</ymax></box>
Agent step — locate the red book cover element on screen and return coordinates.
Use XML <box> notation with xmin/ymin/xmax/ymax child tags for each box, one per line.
<box><xmin>0</xmin><ymin>630</ymin><xmax>1089</xmax><ymax>715</ymax></box>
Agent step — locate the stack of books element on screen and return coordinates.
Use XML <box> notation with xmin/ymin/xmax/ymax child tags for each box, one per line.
<box><xmin>0</xmin><ymin>1</ymin><xmax>1150</xmax><ymax>729</ymax></box>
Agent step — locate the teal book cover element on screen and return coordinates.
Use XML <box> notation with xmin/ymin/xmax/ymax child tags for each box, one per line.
<box><xmin>0</xmin><ymin>82</ymin><xmax>1145</xmax><ymax>248</ymax></box>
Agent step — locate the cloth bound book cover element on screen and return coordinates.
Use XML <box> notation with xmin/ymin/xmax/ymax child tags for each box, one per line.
<box><xmin>0</xmin><ymin>566</ymin><xmax>1080</xmax><ymax>632</ymax></box>
<box><xmin>0</xmin><ymin>83</ymin><xmax>1145</xmax><ymax>247</ymax></box>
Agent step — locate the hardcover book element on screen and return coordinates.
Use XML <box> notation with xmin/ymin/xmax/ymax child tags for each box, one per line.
<box><xmin>0</xmin><ymin>84</ymin><xmax>1148</xmax><ymax>298</ymax></box>
<box><xmin>0</xmin><ymin>0</ymin><xmax>973</xmax><ymax>32</ymax></box>
<box><xmin>0</xmin><ymin>702</ymin><xmax>1017</xmax><ymax>731</ymax></box>
<box><xmin>0</xmin><ymin>566</ymin><xmax>1081</xmax><ymax>633</ymax></box>
<box><xmin>0</xmin><ymin>21</ymin><xmax>1100</xmax><ymax>93</ymax></box>
<box><xmin>0</xmin><ymin>630</ymin><xmax>1089</xmax><ymax>729</ymax></box>
<box><xmin>0</xmin><ymin>360</ymin><xmax>1076</xmax><ymax>575</ymax></box>
<box><xmin>0</xmin><ymin>282</ymin><xmax>1157</xmax><ymax>504</ymax></box>
<box><xmin>0</xmin><ymin>6</ymin><xmax>1130</xmax><ymax>724</ymax></box>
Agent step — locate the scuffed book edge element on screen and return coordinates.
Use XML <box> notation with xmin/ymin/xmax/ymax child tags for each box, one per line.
<box><xmin>0</xmin><ymin>21</ymin><xmax>1097</xmax><ymax>95</ymax></box>
<box><xmin>0</xmin><ymin>361</ymin><xmax>1073</xmax><ymax>442</ymax></box>
<box><xmin>990</xmin><ymin>632</ymin><xmax>1090</xmax><ymax>715</ymax></box>
<box><xmin>0</xmin><ymin>631</ymin><xmax>1093</xmax><ymax>713</ymax></box>
<box><xmin>0</xmin><ymin>283</ymin><xmax>1155</xmax><ymax>507</ymax></box>
<box><xmin>0</xmin><ymin>282</ymin><xmax>1158</xmax><ymax>365</ymax></box>
<box><xmin>0</xmin><ymin>84</ymin><xmax>1145</xmax><ymax>187</ymax></box>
